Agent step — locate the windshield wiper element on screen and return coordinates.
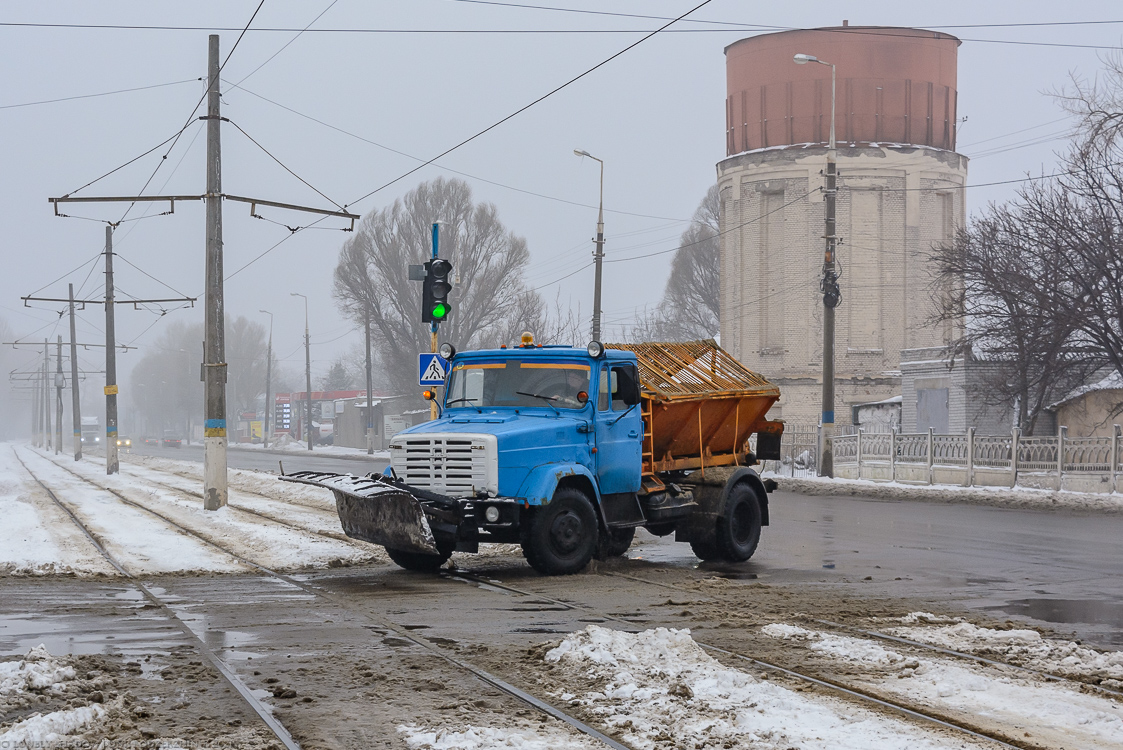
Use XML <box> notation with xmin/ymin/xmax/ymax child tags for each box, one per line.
<box><xmin>446</xmin><ymin>397</ymin><xmax>478</xmax><ymax>406</ymax></box>
<box><xmin>516</xmin><ymin>391</ymin><xmax>560</xmax><ymax>415</ymax></box>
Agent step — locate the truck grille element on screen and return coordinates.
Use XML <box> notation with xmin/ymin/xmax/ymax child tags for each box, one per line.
<box><xmin>390</xmin><ymin>433</ymin><xmax>498</xmax><ymax>498</ymax></box>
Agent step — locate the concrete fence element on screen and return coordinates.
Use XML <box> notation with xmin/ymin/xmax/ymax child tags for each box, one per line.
<box><xmin>830</xmin><ymin>425</ymin><xmax>1123</xmax><ymax>493</ymax></box>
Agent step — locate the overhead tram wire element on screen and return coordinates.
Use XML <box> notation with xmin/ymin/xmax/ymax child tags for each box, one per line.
<box><xmin>343</xmin><ymin>0</ymin><xmax>716</xmax><ymax>210</ymax></box>
<box><xmin>114</xmin><ymin>0</ymin><xmax>267</xmax><ymax>226</ymax></box>
<box><xmin>227</xmin><ymin>119</ymin><xmax>346</xmax><ymax>212</ymax></box>
<box><xmin>221</xmin><ymin>1</ymin><xmax>713</xmax><ymax>284</ymax></box>
<box><xmin>230</xmin><ymin>0</ymin><xmax>340</xmax><ymax>88</ymax></box>
<box><xmin>2</xmin><ymin>21</ymin><xmax>1122</xmax><ymax>50</ymax></box>
<box><xmin>223</xmin><ymin>81</ymin><xmax>688</xmax><ymax>223</ymax></box>
<box><xmin>0</xmin><ymin>78</ymin><xmax>201</xmax><ymax>111</ymax></box>
<box><xmin>448</xmin><ymin>2</ymin><xmax>1123</xmax><ymax>32</ymax></box>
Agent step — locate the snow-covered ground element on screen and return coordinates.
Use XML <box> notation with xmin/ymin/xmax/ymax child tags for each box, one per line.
<box><xmin>399</xmin><ymin>723</ymin><xmax>596</xmax><ymax>750</ymax></box>
<box><xmin>544</xmin><ymin>625</ymin><xmax>991</xmax><ymax>750</ymax></box>
<box><xmin>0</xmin><ymin>444</ymin><xmax>386</xmax><ymax>576</ymax></box>
<box><xmin>228</xmin><ymin>439</ymin><xmax>390</xmax><ymax>460</ymax></box>
<box><xmin>884</xmin><ymin>612</ymin><xmax>1123</xmax><ymax>688</ymax></box>
<box><xmin>762</xmin><ymin>622</ymin><xmax>1123</xmax><ymax>749</ymax></box>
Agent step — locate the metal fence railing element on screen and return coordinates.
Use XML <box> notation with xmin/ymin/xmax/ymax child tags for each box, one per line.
<box><xmin>755</xmin><ymin>422</ymin><xmax>820</xmax><ymax>478</ymax></box>
<box><xmin>830</xmin><ymin>425</ymin><xmax>1123</xmax><ymax>491</ymax></box>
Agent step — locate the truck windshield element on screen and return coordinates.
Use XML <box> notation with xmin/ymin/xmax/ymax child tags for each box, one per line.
<box><xmin>446</xmin><ymin>360</ymin><xmax>591</xmax><ymax>410</ymax></box>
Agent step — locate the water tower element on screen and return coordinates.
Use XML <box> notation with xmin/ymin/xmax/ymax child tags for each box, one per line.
<box><xmin>717</xmin><ymin>25</ymin><xmax>966</xmax><ymax>425</ymax></box>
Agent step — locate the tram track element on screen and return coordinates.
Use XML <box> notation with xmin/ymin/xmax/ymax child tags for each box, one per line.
<box><xmin>439</xmin><ymin>567</ymin><xmax>1052</xmax><ymax>750</ymax></box>
<box><xmin>14</xmin><ymin>446</ymin><xmax>636</xmax><ymax>750</ymax></box>
<box><xmin>18</xmin><ymin>446</ymin><xmax>1113</xmax><ymax>749</ymax></box>
<box><xmin>599</xmin><ymin>569</ymin><xmax>1123</xmax><ymax>699</ymax></box>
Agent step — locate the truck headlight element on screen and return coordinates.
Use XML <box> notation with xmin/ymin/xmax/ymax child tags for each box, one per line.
<box><xmin>484</xmin><ymin>506</ymin><xmax>500</xmax><ymax>523</ymax></box>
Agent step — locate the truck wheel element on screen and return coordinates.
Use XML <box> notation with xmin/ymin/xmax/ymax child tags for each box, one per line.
<box><xmin>606</xmin><ymin>527</ymin><xmax>636</xmax><ymax>557</ymax></box>
<box><xmin>715</xmin><ymin>482</ymin><xmax>762</xmax><ymax>561</ymax></box>
<box><xmin>385</xmin><ymin>547</ymin><xmax>452</xmax><ymax>573</ymax></box>
<box><xmin>522</xmin><ymin>488</ymin><xmax>598</xmax><ymax>575</ymax></box>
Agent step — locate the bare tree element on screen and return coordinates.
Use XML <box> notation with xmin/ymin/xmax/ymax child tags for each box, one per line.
<box><xmin>333</xmin><ymin>178</ymin><xmax>546</xmax><ymax>395</ymax></box>
<box><xmin>929</xmin><ymin>204</ymin><xmax>1095</xmax><ymax>434</ymax></box>
<box><xmin>129</xmin><ymin>315</ymin><xmax>272</xmax><ymax>438</ymax></box>
<box><xmin>629</xmin><ymin>185</ymin><xmax>720</xmax><ymax>342</ymax></box>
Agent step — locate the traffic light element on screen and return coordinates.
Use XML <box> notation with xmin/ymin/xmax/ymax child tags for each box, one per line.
<box><xmin>422</xmin><ymin>258</ymin><xmax>453</xmax><ymax>323</ymax></box>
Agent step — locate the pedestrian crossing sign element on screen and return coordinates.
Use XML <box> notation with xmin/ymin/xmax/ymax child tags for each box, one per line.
<box><xmin>418</xmin><ymin>353</ymin><xmax>450</xmax><ymax>386</ymax></box>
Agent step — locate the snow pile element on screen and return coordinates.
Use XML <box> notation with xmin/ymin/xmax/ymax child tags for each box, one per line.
<box><xmin>887</xmin><ymin>614</ymin><xmax>1123</xmax><ymax>686</ymax></box>
<box><xmin>763</xmin><ymin>622</ymin><xmax>1123</xmax><ymax>749</ymax></box>
<box><xmin>398</xmin><ymin>723</ymin><xmax>595</xmax><ymax>750</ymax></box>
<box><xmin>760</xmin><ymin>623</ymin><xmax>909</xmax><ymax>666</ymax></box>
<box><xmin>0</xmin><ymin>645</ymin><xmax>109</xmax><ymax>747</ymax></box>
<box><xmin>544</xmin><ymin>625</ymin><xmax>976</xmax><ymax>750</ymax></box>
<box><xmin>0</xmin><ymin>703</ymin><xmax>107</xmax><ymax>747</ymax></box>
<box><xmin>0</xmin><ymin>645</ymin><xmax>76</xmax><ymax>696</ymax></box>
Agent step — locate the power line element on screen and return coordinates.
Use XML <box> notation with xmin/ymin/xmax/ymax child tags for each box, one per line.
<box><xmin>227</xmin><ymin>119</ymin><xmax>345</xmax><ymax>211</ymax></box>
<box><xmin>224</xmin><ymin>80</ymin><xmax>688</xmax><ymax>223</ymax></box>
<box><xmin>0</xmin><ymin>78</ymin><xmax>200</xmax><ymax>111</ymax></box>
<box><xmin>231</xmin><ymin>0</ymin><xmax>340</xmax><ymax>88</ymax></box>
<box><xmin>344</xmin><ymin>0</ymin><xmax>716</xmax><ymax>209</ymax></box>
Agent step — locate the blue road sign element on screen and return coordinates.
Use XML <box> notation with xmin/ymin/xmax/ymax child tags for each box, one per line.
<box><xmin>418</xmin><ymin>353</ymin><xmax>450</xmax><ymax>386</ymax></box>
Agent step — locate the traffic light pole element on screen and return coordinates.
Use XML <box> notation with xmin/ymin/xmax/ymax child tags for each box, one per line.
<box><xmin>430</xmin><ymin>222</ymin><xmax>439</xmax><ymax>421</ymax></box>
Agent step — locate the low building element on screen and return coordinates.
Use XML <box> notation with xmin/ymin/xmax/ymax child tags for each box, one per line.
<box><xmin>1049</xmin><ymin>372</ymin><xmax>1123</xmax><ymax>438</ymax></box>
<box><xmin>899</xmin><ymin>347</ymin><xmax>1012</xmax><ymax>435</ymax></box>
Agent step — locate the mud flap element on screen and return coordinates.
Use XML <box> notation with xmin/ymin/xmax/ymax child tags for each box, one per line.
<box><xmin>279</xmin><ymin>471</ymin><xmax>440</xmax><ymax>555</ymax></box>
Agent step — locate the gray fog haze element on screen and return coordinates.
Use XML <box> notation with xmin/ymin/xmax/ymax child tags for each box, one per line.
<box><xmin>1</xmin><ymin>0</ymin><xmax>1119</xmax><ymax>435</ymax></box>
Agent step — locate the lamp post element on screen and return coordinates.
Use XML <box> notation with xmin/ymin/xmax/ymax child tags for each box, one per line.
<box><xmin>574</xmin><ymin>149</ymin><xmax>605</xmax><ymax>341</ymax></box>
<box><xmin>259</xmin><ymin>309</ymin><xmax>273</xmax><ymax>449</ymax></box>
<box><xmin>794</xmin><ymin>52</ymin><xmax>839</xmax><ymax>478</ymax></box>
<box><xmin>290</xmin><ymin>293</ymin><xmax>313</xmax><ymax>451</ymax></box>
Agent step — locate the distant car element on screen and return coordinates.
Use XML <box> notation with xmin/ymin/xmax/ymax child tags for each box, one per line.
<box><xmin>144</xmin><ymin>436</ymin><xmax>160</xmax><ymax>446</ymax></box>
<box><xmin>162</xmin><ymin>431</ymin><xmax>183</xmax><ymax>448</ymax></box>
<box><xmin>116</xmin><ymin>435</ymin><xmax>132</xmax><ymax>453</ymax></box>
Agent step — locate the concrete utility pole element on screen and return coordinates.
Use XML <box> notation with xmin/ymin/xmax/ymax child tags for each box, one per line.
<box><xmin>574</xmin><ymin>150</ymin><xmax>605</xmax><ymax>341</ymax></box>
<box><xmin>203</xmin><ymin>34</ymin><xmax>228</xmax><ymax>509</ymax></box>
<box><xmin>55</xmin><ymin>337</ymin><xmax>64</xmax><ymax>455</ymax></box>
<box><xmin>43</xmin><ymin>340</ymin><xmax>52</xmax><ymax>451</ymax></box>
<box><xmin>69</xmin><ymin>284</ymin><xmax>82</xmax><ymax>460</ymax></box>
<box><xmin>259</xmin><ymin>310</ymin><xmax>273</xmax><ymax>449</ymax></box>
<box><xmin>365</xmin><ymin>303</ymin><xmax>374</xmax><ymax>454</ymax></box>
<box><xmin>794</xmin><ymin>53</ymin><xmax>840</xmax><ymax>478</ymax></box>
<box><xmin>31</xmin><ymin>356</ymin><xmax>39</xmax><ymax>446</ymax></box>
<box><xmin>104</xmin><ymin>225</ymin><xmax>120</xmax><ymax>475</ymax></box>
<box><xmin>291</xmin><ymin>293</ymin><xmax>312</xmax><ymax>450</ymax></box>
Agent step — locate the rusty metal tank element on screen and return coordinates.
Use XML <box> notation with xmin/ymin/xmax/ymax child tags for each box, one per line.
<box><xmin>725</xmin><ymin>25</ymin><xmax>961</xmax><ymax>155</ymax></box>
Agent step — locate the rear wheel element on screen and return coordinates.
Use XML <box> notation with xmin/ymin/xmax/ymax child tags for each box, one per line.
<box><xmin>386</xmin><ymin>546</ymin><xmax>452</xmax><ymax>573</ymax></box>
<box><xmin>606</xmin><ymin>527</ymin><xmax>636</xmax><ymax>557</ymax></box>
<box><xmin>522</xmin><ymin>488</ymin><xmax>598</xmax><ymax>575</ymax></box>
<box><xmin>689</xmin><ymin>482</ymin><xmax>762</xmax><ymax>563</ymax></box>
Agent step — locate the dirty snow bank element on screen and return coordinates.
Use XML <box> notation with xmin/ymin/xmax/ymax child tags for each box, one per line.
<box><xmin>887</xmin><ymin>612</ymin><xmax>1123</xmax><ymax>687</ymax></box>
<box><xmin>0</xmin><ymin>645</ymin><xmax>108</xmax><ymax>746</ymax></box>
<box><xmin>0</xmin><ymin>703</ymin><xmax>107</xmax><ymax>747</ymax></box>
<box><xmin>0</xmin><ymin>645</ymin><xmax>76</xmax><ymax>696</ymax></box>
<box><xmin>768</xmin><ymin>472</ymin><xmax>1123</xmax><ymax>512</ymax></box>
<box><xmin>544</xmin><ymin>625</ymin><xmax>981</xmax><ymax>750</ymax></box>
<box><xmin>763</xmin><ymin>622</ymin><xmax>1123</xmax><ymax>750</ymax></box>
<box><xmin>399</xmin><ymin>723</ymin><xmax>595</xmax><ymax>750</ymax></box>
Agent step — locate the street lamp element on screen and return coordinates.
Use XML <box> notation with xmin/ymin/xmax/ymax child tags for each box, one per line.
<box><xmin>290</xmin><ymin>293</ymin><xmax>313</xmax><ymax>451</ymax></box>
<box><xmin>574</xmin><ymin>149</ymin><xmax>605</xmax><ymax>341</ymax></box>
<box><xmin>259</xmin><ymin>309</ymin><xmax>273</xmax><ymax>449</ymax></box>
<box><xmin>795</xmin><ymin>51</ymin><xmax>839</xmax><ymax>478</ymax></box>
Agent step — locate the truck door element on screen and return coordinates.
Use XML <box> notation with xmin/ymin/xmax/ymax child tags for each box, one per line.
<box><xmin>594</xmin><ymin>363</ymin><xmax>643</xmax><ymax>494</ymax></box>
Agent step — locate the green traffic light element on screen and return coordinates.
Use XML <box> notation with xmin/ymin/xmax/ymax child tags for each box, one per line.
<box><xmin>431</xmin><ymin>302</ymin><xmax>450</xmax><ymax>320</ymax></box>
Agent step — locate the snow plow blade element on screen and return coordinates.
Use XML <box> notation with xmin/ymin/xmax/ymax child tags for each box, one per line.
<box><xmin>278</xmin><ymin>471</ymin><xmax>440</xmax><ymax>555</ymax></box>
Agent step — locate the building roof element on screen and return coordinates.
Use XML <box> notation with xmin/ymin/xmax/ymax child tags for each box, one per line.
<box><xmin>1050</xmin><ymin>371</ymin><xmax>1123</xmax><ymax>409</ymax></box>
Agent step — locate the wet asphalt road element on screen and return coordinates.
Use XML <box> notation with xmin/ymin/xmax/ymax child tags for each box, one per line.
<box><xmin>122</xmin><ymin>442</ymin><xmax>390</xmax><ymax>476</ymax></box>
<box><xmin>709</xmin><ymin>489</ymin><xmax>1123</xmax><ymax>645</ymax></box>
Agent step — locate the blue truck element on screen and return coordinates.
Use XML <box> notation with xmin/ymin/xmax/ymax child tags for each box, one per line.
<box><xmin>284</xmin><ymin>338</ymin><xmax>784</xmax><ymax>575</ymax></box>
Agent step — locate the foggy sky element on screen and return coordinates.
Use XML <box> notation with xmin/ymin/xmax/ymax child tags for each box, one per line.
<box><xmin>1</xmin><ymin>0</ymin><xmax>1119</xmax><ymax>410</ymax></box>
